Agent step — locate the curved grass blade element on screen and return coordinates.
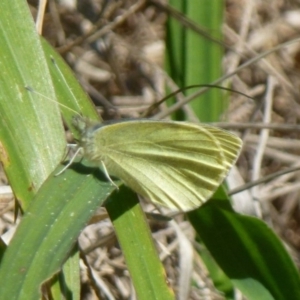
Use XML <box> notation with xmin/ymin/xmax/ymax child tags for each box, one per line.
<box><xmin>0</xmin><ymin>163</ymin><xmax>116</xmax><ymax>300</ymax></box>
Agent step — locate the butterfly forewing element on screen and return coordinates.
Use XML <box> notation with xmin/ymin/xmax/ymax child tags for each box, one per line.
<box><xmin>81</xmin><ymin>120</ymin><xmax>242</xmax><ymax>212</ymax></box>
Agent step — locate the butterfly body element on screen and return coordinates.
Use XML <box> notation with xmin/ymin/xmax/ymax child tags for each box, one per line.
<box><xmin>73</xmin><ymin>116</ymin><xmax>242</xmax><ymax>212</ymax></box>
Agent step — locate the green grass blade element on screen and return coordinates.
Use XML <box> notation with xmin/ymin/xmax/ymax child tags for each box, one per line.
<box><xmin>49</xmin><ymin>245</ymin><xmax>81</xmax><ymax>300</ymax></box>
<box><xmin>0</xmin><ymin>163</ymin><xmax>115</xmax><ymax>300</ymax></box>
<box><xmin>0</xmin><ymin>0</ymin><xmax>65</xmax><ymax>209</ymax></box>
<box><xmin>185</xmin><ymin>0</ymin><xmax>224</xmax><ymax>121</ymax></box>
<box><xmin>166</xmin><ymin>0</ymin><xmax>224</xmax><ymax>121</ymax></box>
<box><xmin>198</xmin><ymin>245</ymin><xmax>234</xmax><ymax>298</ymax></box>
<box><xmin>106</xmin><ymin>186</ymin><xmax>175</xmax><ymax>300</ymax></box>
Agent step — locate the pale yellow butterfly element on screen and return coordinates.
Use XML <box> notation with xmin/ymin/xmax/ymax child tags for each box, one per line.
<box><xmin>70</xmin><ymin>115</ymin><xmax>242</xmax><ymax>212</ymax></box>
<box><xmin>26</xmin><ymin>87</ymin><xmax>242</xmax><ymax>212</ymax></box>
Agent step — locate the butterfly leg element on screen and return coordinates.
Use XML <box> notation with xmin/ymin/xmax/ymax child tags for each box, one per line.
<box><xmin>101</xmin><ymin>161</ymin><xmax>119</xmax><ymax>190</ymax></box>
<box><xmin>55</xmin><ymin>147</ymin><xmax>83</xmax><ymax>176</ymax></box>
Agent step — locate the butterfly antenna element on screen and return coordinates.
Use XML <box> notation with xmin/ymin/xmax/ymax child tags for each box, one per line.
<box><xmin>25</xmin><ymin>86</ymin><xmax>79</xmax><ymax>116</ymax></box>
<box><xmin>101</xmin><ymin>161</ymin><xmax>119</xmax><ymax>189</ymax></box>
<box><xmin>50</xmin><ymin>56</ymin><xmax>79</xmax><ymax>106</ymax></box>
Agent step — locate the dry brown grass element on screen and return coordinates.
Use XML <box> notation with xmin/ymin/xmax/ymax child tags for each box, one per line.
<box><xmin>2</xmin><ymin>0</ymin><xmax>300</xmax><ymax>299</ymax></box>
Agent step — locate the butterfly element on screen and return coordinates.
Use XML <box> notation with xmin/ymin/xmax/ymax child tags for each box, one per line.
<box><xmin>68</xmin><ymin>115</ymin><xmax>242</xmax><ymax>212</ymax></box>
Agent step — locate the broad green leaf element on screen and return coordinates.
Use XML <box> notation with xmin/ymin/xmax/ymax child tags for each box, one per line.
<box><xmin>188</xmin><ymin>199</ymin><xmax>300</xmax><ymax>299</ymax></box>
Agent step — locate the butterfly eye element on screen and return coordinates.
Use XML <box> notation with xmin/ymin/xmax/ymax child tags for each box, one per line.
<box><xmin>72</xmin><ymin>115</ymin><xmax>87</xmax><ymax>132</ymax></box>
